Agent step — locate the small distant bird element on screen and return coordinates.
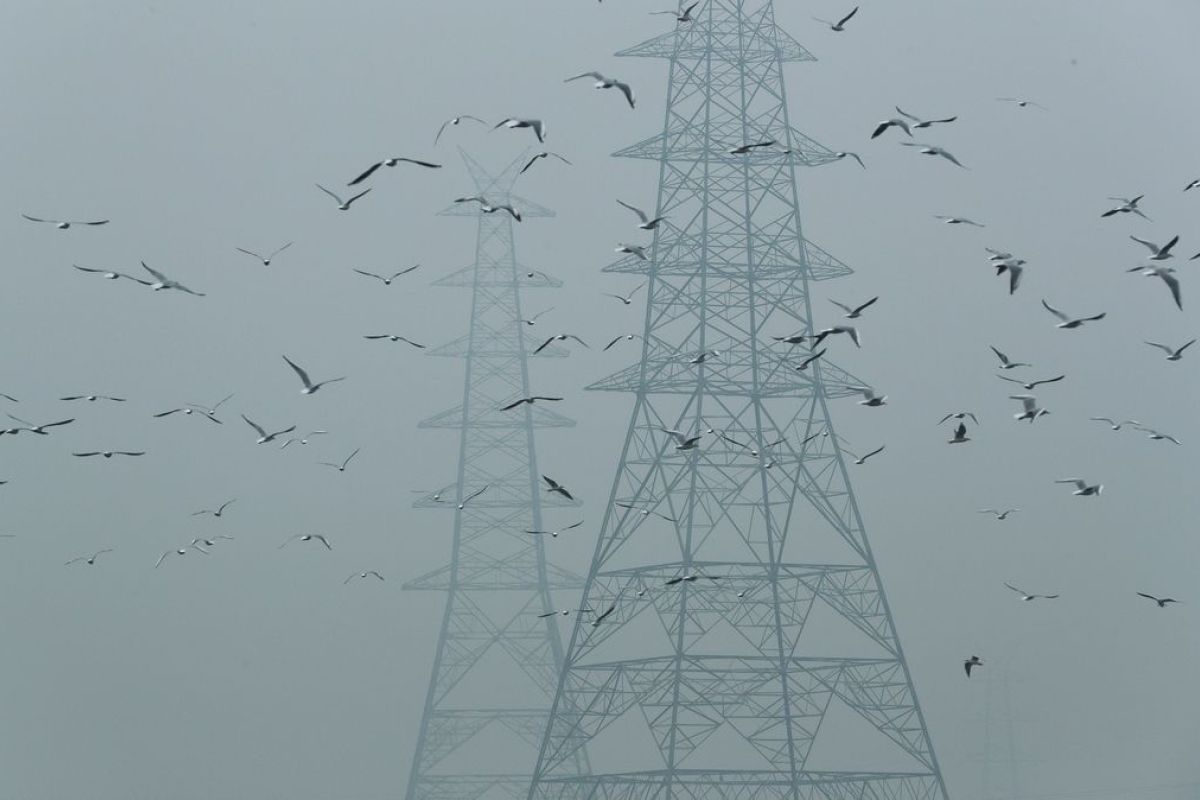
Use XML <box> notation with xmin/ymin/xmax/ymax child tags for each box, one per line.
<box><xmin>364</xmin><ymin>334</ymin><xmax>426</xmax><ymax>348</ymax></box>
<box><xmin>997</xmin><ymin>373</ymin><xmax>1065</xmax><ymax>391</ymax></box>
<box><xmin>1101</xmin><ymin>196</ymin><xmax>1150</xmax><ymax>221</ymax></box>
<box><xmin>1126</xmin><ymin>265</ymin><xmax>1182</xmax><ymax>310</ymax></box>
<box><xmin>964</xmin><ymin>655</ymin><xmax>983</xmax><ymax>677</ymax></box>
<box><xmin>720</xmin><ymin>432</ymin><xmax>759</xmax><ymax>456</ymax></box>
<box><xmin>979</xmin><ymin>508</ymin><xmax>1019</xmax><ymax>520</ymax></box>
<box><xmin>829</xmin><ymin>296</ymin><xmax>878</xmax><ymax>318</ymax></box>
<box><xmin>617</xmin><ymin>200</ymin><xmax>667</xmax><ymax>230</ymax></box>
<box><xmin>542</xmin><ymin>475</ymin><xmax>575</xmax><ymax>501</ymax></box>
<box><xmin>688</xmin><ymin>349</ymin><xmax>720</xmax><ymax>364</ymax></box>
<box><xmin>241</xmin><ymin>414</ymin><xmax>296</xmax><ymax>444</ymax></box>
<box><xmin>651</xmin><ymin>1</ymin><xmax>699</xmax><ymax>22</ymax></box>
<box><xmin>1129</xmin><ymin>234</ymin><xmax>1180</xmax><ymax>261</ymax></box>
<box><xmin>1089</xmin><ymin>417</ymin><xmax>1133</xmax><ymax>431</ymax></box>
<box><xmin>990</xmin><ymin>345</ymin><xmax>1030</xmax><ymax>370</ymax></box>
<box><xmin>1144</xmin><ymin>339</ymin><xmax>1195</xmax><ymax>361</ymax></box>
<box><xmin>590</xmin><ymin>604</ymin><xmax>618</xmax><ymax>626</ymax></box>
<box><xmin>454</xmin><ymin>196</ymin><xmax>522</xmax><ymax>221</ymax></box>
<box><xmin>493</xmin><ymin>117</ymin><xmax>547</xmax><ymax>143</ymax></box>
<box><xmin>1185</xmin><ymin>179</ymin><xmax>1200</xmax><ymax>192</ymax></box>
<box><xmin>345</xmin><ymin>571</ymin><xmax>385</xmax><ymax>584</ymax></box>
<box><xmin>526</xmin><ymin>520</ymin><xmax>584</xmax><ymax>538</ymax></box>
<box><xmin>773</xmin><ymin>333</ymin><xmax>810</xmax><ymax>345</ymax></box>
<box><xmin>728</xmin><ymin>140</ymin><xmax>777</xmax><ymax>155</ymax></box>
<box><xmin>73</xmin><ymin>450</ymin><xmax>144</xmax><ymax>459</ymax></box>
<box><xmin>788</xmin><ymin>348</ymin><xmax>826</xmax><ymax>371</ymax></box>
<box><xmin>154</xmin><ymin>405</ymin><xmax>222</xmax><ymax>425</ymax></box>
<box><xmin>73</xmin><ymin>265</ymin><xmax>151</xmax><ymax>285</ymax></box>
<box><xmin>1005</xmin><ymin>582</ymin><xmax>1059</xmax><ymax>601</ymax></box>
<box><xmin>661</xmin><ymin>428</ymin><xmax>702</xmax><ymax>450</ymax></box>
<box><xmin>190</xmin><ymin>536</ymin><xmax>233</xmax><ymax>550</ymax></box>
<box><xmin>354</xmin><ymin>266</ymin><xmax>419</xmax><ymax>285</ymax></box>
<box><xmin>986</xmin><ymin>247</ymin><xmax>1017</xmax><ymax>262</ymax></box>
<box><xmin>1041</xmin><ymin>299</ymin><xmax>1106</xmax><ymax>329</ymax></box>
<box><xmin>603</xmin><ymin>334</ymin><xmax>641</xmax><ymax>351</ymax></box>
<box><xmin>4</xmin><ymin>415</ymin><xmax>74</xmax><ymax>436</ymax></box>
<box><xmin>0</xmin><ymin>394</ymin><xmax>15</xmax><ymax>402</ymax></box>
<box><xmin>280</xmin><ymin>431</ymin><xmax>328</xmax><ymax>449</ymax></box>
<box><xmin>615</xmin><ymin>501</ymin><xmax>676</xmax><ymax>522</ymax></box>
<box><xmin>1010</xmin><ymin>394</ymin><xmax>1049</xmax><ymax>422</ymax></box>
<box><xmin>605</xmin><ymin>283</ymin><xmax>645</xmax><ymax>306</ymax></box>
<box><xmin>434</xmin><ymin>115</ymin><xmax>487</xmax><ymax>145</ymax></box>
<box><xmin>501</xmin><ymin>396</ymin><xmax>564</xmax><ymax>411</ymax></box>
<box><xmin>140</xmin><ymin>262</ymin><xmax>205</xmax><ymax>296</ymax></box>
<box><xmin>61</xmin><ymin>394</ymin><xmax>125</xmax><ymax>403</ymax></box>
<box><xmin>538</xmin><ymin>608</ymin><xmax>591</xmax><ymax>618</ymax></box>
<box><xmin>870</xmin><ymin>118</ymin><xmax>911</xmax><ymax>139</ymax></box>
<box><xmin>535</xmin><ymin>334</ymin><xmax>588</xmax><ymax>354</ymax></box>
<box><xmin>938</xmin><ymin>411</ymin><xmax>979</xmax><ymax>425</ymax></box>
<box><xmin>993</xmin><ymin>258</ymin><xmax>1026</xmax><ymax>294</ymax></box>
<box><xmin>348</xmin><ymin>156</ymin><xmax>441</xmax><ymax>186</ymax></box>
<box><xmin>665</xmin><ymin>571</ymin><xmax>722</xmax><ymax>586</ymax></box>
<box><xmin>65</xmin><ymin>549</ymin><xmax>114</xmax><ymax>566</ymax></box>
<box><xmin>520</xmin><ymin>151</ymin><xmax>572</xmax><ymax>175</ymax></box>
<box><xmin>1132</xmin><ymin>425</ymin><xmax>1181</xmax><ymax>445</ymax></box>
<box><xmin>997</xmin><ymin>97</ymin><xmax>1047</xmax><ymax>110</ymax></box>
<box><xmin>1055</xmin><ymin>478</ymin><xmax>1102</xmax><ymax>496</ymax></box>
<box><xmin>896</xmin><ymin>106</ymin><xmax>957</xmax><ymax>129</ymax></box>
<box><xmin>316</xmin><ymin>183</ymin><xmax>371</xmax><ymax>211</ymax></box>
<box><xmin>616</xmin><ymin>242</ymin><xmax>648</xmax><ymax>260</ymax></box>
<box><xmin>22</xmin><ymin>214</ymin><xmax>108</xmax><ymax>229</ymax></box>
<box><xmin>524</xmin><ymin>308</ymin><xmax>554</xmax><ymax>326</ymax></box>
<box><xmin>813</xmin><ymin>5</ymin><xmax>858</xmax><ymax>31</ymax></box>
<box><xmin>565</xmin><ymin>71</ymin><xmax>636</xmax><ymax>108</ymax></box>
<box><xmin>192</xmin><ymin>499</ymin><xmax>236</xmax><ymax>518</ymax></box>
<box><xmin>155</xmin><ymin>548</ymin><xmax>198</xmax><ymax>568</ymax></box>
<box><xmin>1136</xmin><ymin>592</ymin><xmax>1178</xmax><ymax>608</ymax></box>
<box><xmin>813</xmin><ymin>325</ymin><xmax>861</xmax><ymax>348</ymax></box>
<box><xmin>849</xmin><ymin>386</ymin><xmax>887</xmax><ymax>407</ymax></box>
<box><xmin>280</xmin><ymin>533</ymin><xmax>332</xmax><ymax>550</ymax></box>
<box><xmin>458</xmin><ymin>485</ymin><xmax>489</xmax><ymax>510</ymax></box>
<box><xmin>832</xmin><ymin>151</ymin><xmax>866</xmax><ymax>167</ymax></box>
<box><xmin>282</xmin><ymin>355</ymin><xmax>345</xmax><ymax>395</ymax></box>
<box><xmin>947</xmin><ymin>423</ymin><xmax>971</xmax><ymax>444</ymax></box>
<box><xmin>901</xmin><ymin>142</ymin><xmax>967</xmax><ymax>168</ymax></box>
<box><xmin>320</xmin><ymin>448</ymin><xmax>361</xmax><ymax>473</ymax></box>
<box><xmin>846</xmin><ymin>444</ymin><xmax>886</xmax><ymax>464</ymax></box>
<box><xmin>235</xmin><ymin>242</ymin><xmax>293</xmax><ymax>266</ymax></box>
<box><xmin>935</xmin><ymin>215</ymin><xmax>984</xmax><ymax>227</ymax></box>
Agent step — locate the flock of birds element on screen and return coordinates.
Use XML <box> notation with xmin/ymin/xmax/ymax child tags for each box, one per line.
<box><xmin>4</xmin><ymin>1</ymin><xmax>1193</xmax><ymax>701</ymax></box>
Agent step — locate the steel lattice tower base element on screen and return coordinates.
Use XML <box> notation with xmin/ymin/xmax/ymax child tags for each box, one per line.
<box><xmin>404</xmin><ymin>151</ymin><xmax>589</xmax><ymax>800</ymax></box>
<box><xmin>528</xmin><ymin>4</ymin><xmax>950</xmax><ymax>800</ymax></box>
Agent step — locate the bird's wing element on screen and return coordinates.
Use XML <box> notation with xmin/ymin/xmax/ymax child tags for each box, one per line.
<box><xmin>282</xmin><ymin>355</ymin><xmax>311</xmax><ymax>387</ymax></box>
<box><xmin>567</xmin><ymin>335</ymin><xmax>590</xmax><ymax>347</ymax></box>
<box><xmin>82</xmin><ymin>220</ymin><xmax>110</xmax><ymax>226</ymax></box>
<box><xmin>837</xmin><ymin>5</ymin><xmax>859</xmax><ymax>25</ymax></box>
<box><xmin>73</xmin><ymin>452</ymin><xmax>99</xmax><ymax>457</ymax></box>
<box><xmin>140</xmin><ymin>261</ymin><xmax>168</xmax><ymax>281</ymax></box>
<box><xmin>829</xmin><ymin>299</ymin><xmax>852</xmax><ymax>314</ymax></box>
<box><xmin>603</xmin><ymin>336</ymin><xmax>624</xmax><ymax>351</ymax></box>
<box><xmin>1136</xmin><ymin>592</ymin><xmax>1158</xmax><ymax>601</ymax></box>
<box><xmin>1004</xmin><ymin>582</ymin><xmax>1024</xmax><ymax>594</ymax></box>
<box><xmin>534</xmin><ymin>337</ymin><xmax>555</xmax><ymax>354</ymax></box>
<box><xmin>894</xmin><ymin>106</ymin><xmax>919</xmax><ymax>122</ymax></box>
<box><xmin>869</xmin><ymin>121</ymin><xmax>893</xmax><ymax>139</ymax></box>
<box><xmin>1143</xmin><ymin>341</ymin><xmax>1173</xmax><ymax>354</ymax></box>
<box><xmin>616</xmin><ymin>81</ymin><xmax>635</xmax><ymax>109</ymax></box>
<box><xmin>1129</xmin><ymin>235</ymin><xmax>1159</xmax><ymax>254</ymax></box>
<box><xmin>345</xmin><ymin>188</ymin><xmax>372</xmax><ymax>206</ymax></box>
<box><xmin>520</xmin><ymin>154</ymin><xmax>542</xmax><ymax>174</ymax></box>
<box><xmin>394</xmin><ymin>158</ymin><xmax>442</xmax><ymax>169</ymax></box>
<box><xmin>1036</xmin><ymin>374</ymin><xmax>1066</xmax><ymax>386</ymax></box>
<box><xmin>1041</xmin><ymin>299</ymin><xmax>1068</xmax><ymax>321</ymax></box>
<box><xmin>241</xmin><ymin>415</ymin><xmax>267</xmax><ymax>437</ymax></box>
<box><xmin>343</xmin><ymin>448</ymin><xmax>360</xmax><ymax>468</ymax></box>
<box><xmin>616</xmin><ymin>199</ymin><xmax>649</xmax><ymax>223</ymax></box>
<box><xmin>1160</xmin><ymin>235</ymin><xmax>1180</xmax><ymax>255</ymax></box>
<box><xmin>354</xmin><ymin>269</ymin><xmax>385</xmax><ymax>281</ymax></box>
<box><xmin>1082</xmin><ymin>312</ymin><xmax>1106</xmax><ymax>322</ymax></box>
<box><xmin>315</xmin><ymin>183</ymin><xmax>343</xmax><ymax>203</ymax></box>
<box><xmin>938</xmin><ymin>149</ymin><xmax>966</xmax><ymax>167</ymax></box>
<box><xmin>989</xmin><ymin>345</ymin><xmax>1010</xmax><ymax>364</ymax></box>
<box><xmin>235</xmin><ymin>247</ymin><xmax>263</xmax><ymax>260</ymax></box>
<box><xmin>500</xmin><ymin>399</ymin><xmax>528</xmax><ymax>411</ymax></box>
<box><xmin>854</xmin><ymin>296</ymin><xmax>879</xmax><ymax>313</ymax></box>
<box><xmin>565</xmin><ymin>71</ymin><xmax>605</xmax><ymax>82</ymax></box>
<box><xmin>433</xmin><ymin>120</ymin><xmax>451</xmax><ymax>145</ymax></box>
<box><xmin>863</xmin><ymin>445</ymin><xmax>885</xmax><ymax>459</ymax></box>
<box><xmin>1160</xmin><ymin>272</ymin><xmax>1182</xmax><ymax>309</ymax></box>
<box><xmin>155</xmin><ymin>551</ymin><xmax>171</xmax><ymax>568</ymax></box>
<box><xmin>268</xmin><ymin>242</ymin><xmax>293</xmax><ymax>259</ymax></box>
<box><xmin>21</xmin><ymin>214</ymin><xmax>53</xmax><ymax>223</ymax></box>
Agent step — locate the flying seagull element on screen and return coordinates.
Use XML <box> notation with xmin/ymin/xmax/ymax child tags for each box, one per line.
<box><xmin>493</xmin><ymin>118</ymin><xmax>547</xmax><ymax>143</ymax></box>
<box><xmin>155</xmin><ymin>548</ymin><xmax>200</xmax><ymax>568</ymax></box>
<box><xmin>279</xmin><ymin>431</ymin><xmax>329</xmax><ymax>449</ymax></box>
<box><xmin>534</xmin><ymin>334</ymin><xmax>588</xmax><ymax>354</ymax></box>
<box><xmin>832</xmin><ymin>151</ymin><xmax>866</xmax><ymax>167</ymax></box>
<box><xmin>538</xmin><ymin>608</ymin><xmax>593</xmax><ymax>618</ymax></box>
<box><xmin>0</xmin><ymin>393</ymin><xmax>16</xmax><ymax>403</ymax></box>
<box><xmin>22</xmin><ymin>214</ymin><xmax>108</xmax><ymax>229</ymax></box>
<box><xmin>1129</xmin><ymin>234</ymin><xmax>1179</xmax><ymax>261</ymax></box>
<box><xmin>454</xmin><ymin>196</ymin><xmax>522</xmax><ymax>221</ymax></box>
<box><xmin>616</xmin><ymin>242</ymin><xmax>648</xmax><ymax>260</ymax></box>
<box><xmin>72</xmin><ymin>450</ymin><xmax>145</xmax><ymax>459</ymax></box>
<box><xmin>154</xmin><ymin>405</ymin><xmax>222</xmax><ymax>425</ymax></box>
<box><xmin>849</xmin><ymin>386</ymin><xmax>887</xmax><ymax>407</ymax></box>
<box><xmin>348</xmin><ymin>156</ymin><xmax>442</xmax><ymax>187</ymax></box>
<box><xmin>603</xmin><ymin>334</ymin><xmax>641</xmax><ymax>351</ymax></box>
<box><xmin>1101</xmin><ymin>196</ymin><xmax>1150</xmax><ymax>221</ymax></box>
<box><xmin>813</xmin><ymin>325</ymin><xmax>861</xmax><ymax>348</ymax></box>
<box><xmin>813</xmin><ymin>6</ymin><xmax>858</xmax><ymax>31</ymax></box>
<box><xmin>651</xmin><ymin>1</ymin><xmax>699</xmax><ymax>22</ymax></box>
<box><xmin>235</xmin><ymin>242</ymin><xmax>293</xmax><ymax>266</ymax></box>
<box><xmin>590</xmin><ymin>604</ymin><xmax>618</xmax><ymax>626</ymax></box>
<box><xmin>364</xmin><ymin>334</ymin><xmax>426</xmax><ymax>348</ymax></box>
<box><xmin>526</xmin><ymin>520</ymin><xmax>584</xmax><ymax>538</ymax></box>
<box><xmin>665</xmin><ymin>571</ymin><xmax>723</xmax><ymax>586</ymax></box>
<box><xmin>997</xmin><ymin>373</ymin><xmax>1065</xmax><ymax>391</ymax></box>
<box><xmin>615</xmin><ymin>501</ymin><xmax>676</xmax><ymax>522</ymax></box>
<box><xmin>1041</xmin><ymin>299</ymin><xmax>1105</xmax><ymax>329</ymax></box>
<box><xmin>1185</xmin><ymin>179</ymin><xmax>1200</xmax><ymax>192</ymax></box>
<box><xmin>990</xmin><ymin>345</ymin><xmax>1030</xmax><ymax>370</ymax></box>
<box><xmin>979</xmin><ymin>508</ymin><xmax>1019</xmax><ymax>520</ymax></box>
<box><xmin>901</xmin><ymin>142</ymin><xmax>967</xmax><ymax>168</ymax></box>
<box><xmin>1136</xmin><ymin>592</ymin><xmax>1179</xmax><ymax>608</ymax></box>
<box><xmin>353</xmin><ymin>265</ymin><xmax>419</xmax><ymax>285</ymax></box>
<box><xmin>728</xmin><ymin>140</ymin><xmax>777</xmax><ymax>155</ymax></box>
<box><xmin>661</xmin><ymin>427</ymin><xmax>702</xmax><ymax>450</ymax></box>
<box><xmin>605</xmin><ymin>282</ymin><xmax>645</xmax><ymax>305</ymax></box>
<box><xmin>65</xmin><ymin>549</ymin><xmax>114</xmax><ymax>566</ymax></box>
<box><xmin>61</xmin><ymin>394</ymin><xmax>125</xmax><ymax>403</ymax></box>
<box><xmin>829</xmin><ymin>296</ymin><xmax>878</xmax><ymax>318</ymax></box>
<box><xmin>1089</xmin><ymin>417</ymin><xmax>1134</xmax><ymax>431</ymax></box>
<box><xmin>316</xmin><ymin>183</ymin><xmax>371</xmax><ymax>210</ymax></box>
<box><xmin>870</xmin><ymin>118</ymin><xmax>912</xmax><ymax>139</ymax></box>
<box><xmin>280</xmin><ymin>533</ymin><xmax>332</xmax><ymax>550</ymax></box>
<box><xmin>241</xmin><ymin>414</ymin><xmax>295</xmax><ymax>444</ymax></box>
<box><xmin>938</xmin><ymin>411</ymin><xmax>979</xmax><ymax>425</ymax></box>
<box><xmin>523</xmin><ymin>308</ymin><xmax>554</xmax><ymax>326</ymax></box>
<box><xmin>4</xmin><ymin>415</ymin><xmax>74</xmax><ymax>436</ymax></box>
<box><xmin>617</xmin><ymin>200</ymin><xmax>667</xmax><ymax>230</ymax></box>
<box><xmin>542</xmin><ymin>475</ymin><xmax>575</xmax><ymax>501</ymax></box>
<box><xmin>140</xmin><ymin>262</ymin><xmax>205</xmax><ymax>296</ymax></box>
<box><xmin>947</xmin><ymin>423</ymin><xmax>971</xmax><ymax>445</ymax></box>
<box><xmin>964</xmin><ymin>655</ymin><xmax>983</xmax><ymax>677</ymax></box>
<box><xmin>787</xmin><ymin>348</ymin><xmax>826</xmax><ymax>371</ymax></box>
<box><xmin>320</xmin><ymin>448</ymin><xmax>361</xmax><ymax>473</ymax></box>
<box><xmin>1005</xmin><ymin>582</ymin><xmax>1059</xmax><ymax>601</ymax></box>
<box><xmin>993</xmin><ymin>258</ymin><xmax>1026</xmax><ymax>294</ymax></box>
<box><xmin>457</xmin><ymin>485</ymin><xmax>489</xmax><ymax>510</ymax></box>
<box><xmin>501</xmin><ymin>396</ymin><xmax>564</xmax><ymax>411</ymax></box>
<box><xmin>935</xmin><ymin>215</ymin><xmax>984</xmax><ymax>227</ymax></box>
<box><xmin>1131</xmin><ymin>425</ymin><xmax>1182</xmax><ymax>445</ymax></box>
<box><xmin>520</xmin><ymin>151</ymin><xmax>572</xmax><ymax>175</ymax></box>
<box><xmin>1144</xmin><ymin>339</ymin><xmax>1195</xmax><ymax>361</ymax></box>
<box><xmin>997</xmin><ymin>97</ymin><xmax>1047</xmax><ymax>109</ymax></box>
<box><xmin>845</xmin><ymin>444</ymin><xmax>886</xmax><ymax>464</ymax></box>
<box><xmin>434</xmin><ymin>115</ymin><xmax>487</xmax><ymax>145</ymax></box>
<box><xmin>192</xmin><ymin>499</ymin><xmax>235</xmax><ymax>518</ymax></box>
<box><xmin>282</xmin><ymin>355</ymin><xmax>344</xmax><ymax>395</ymax></box>
<box><xmin>345</xmin><ymin>571</ymin><xmax>385</xmax><ymax>584</ymax></box>
<box><xmin>1055</xmin><ymin>478</ymin><xmax>1103</xmax><ymax>496</ymax></box>
<box><xmin>1010</xmin><ymin>394</ymin><xmax>1049</xmax><ymax>422</ymax></box>
<box><xmin>72</xmin><ymin>265</ymin><xmax>151</xmax><ymax>285</ymax></box>
<box><xmin>565</xmin><ymin>72</ymin><xmax>636</xmax><ymax>109</ymax></box>
<box><xmin>896</xmin><ymin>106</ymin><xmax>957</xmax><ymax>129</ymax></box>
<box><xmin>1126</xmin><ymin>265</ymin><xmax>1182</xmax><ymax>310</ymax></box>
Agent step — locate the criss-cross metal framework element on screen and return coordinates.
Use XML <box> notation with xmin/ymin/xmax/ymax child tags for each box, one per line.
<box><xmin>529</xmin><ymin>4</ymin><xmax>950</xmax><ymax>800</ymax></box>
<box><xmin>404</xmin><ymin>151</ymin><xmax>589</xmax><ymax>800</ymax></box>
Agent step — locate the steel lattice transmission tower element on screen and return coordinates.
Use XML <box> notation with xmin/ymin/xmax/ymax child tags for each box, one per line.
<box><xmin>404</xmin><ymin>150</ymin><xmax>589</xmax><ymax>800</ymax></box>
<box><xmin>528</xmin><ymin>4</ymin><xmax>951</xmax><ymax>800</ymax></box>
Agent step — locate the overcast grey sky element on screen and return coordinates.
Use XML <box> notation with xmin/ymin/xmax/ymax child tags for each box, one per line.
<box><xmin>1</xmin><ymin>1</ymin><xmax>1197</xmax><ymax>799</ymax></box>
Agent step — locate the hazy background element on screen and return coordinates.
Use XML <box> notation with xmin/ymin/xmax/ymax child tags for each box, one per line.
<box><xmin>1</xmin><ymin>1</ymin><xmax>1197</xmax><ymax>798</ymax></box>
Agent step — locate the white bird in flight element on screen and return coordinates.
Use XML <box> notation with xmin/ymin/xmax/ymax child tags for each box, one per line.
<box><xmin>896</xmin><ymin>106</ymin><xmax>957</xmax><ymax>129</ymax></box>
<box><xmin>603</xmin><ymin>334</ymin><xmax>641</xmax><ymax>351</ymax></box>
<box><xmin>353</xmin><ymin>265</ymin><xmax>419</xmax><ymax>285</ymax></box>
<box><xmin>1055</xmin><ymin>478</ymin><xmax>1102</xmax><ymax>496</ymax></box>
<box><xmin>947</xmin><ymin>423</ymin><xmax>970</xmax><ymax>444</ymax></box>
<box><xmin>454</xmin><ymin>196</ymin><xmax>522</xmax><ymax>221</ymax></box>
<box><xmin>493</xmin><ymin>118</ymin><xmax>547</xmax><ymax>143</ymax></box>
<box><xmin>1101</xmin><ymin>196</ymin><xmax>1150</xmax><ymax>221</ymax></box>
<box><xmin>348</xmin><ymin>156</ymin><xmax>442</xmax><ymax>186</ymax></box>
<box><xmin>279</xmin><ymin>431</ymin><xmax>328</xmax><ymax>449</ymax></box>
<box><xmin>979</xmin><ymin>508</ymin><xmax>1019</xmax><ymax>520</ymax></box>
<box><xmin>65</xmin><ymin>549</ymin><xmax>114</xmax><ymax>566</ymax></box>
<box><xmin>813</xmin><ymin>325</ymin><xmax>861</xmax><ymax>348</ymax></box>
<box><xmin>22</xmin><ymin>213</ymin><xmax>108</xmax><ymax>229</ymax></box>
<box><xmin>316</xmin><ymin>183</ymin><xmax>371</xmax><ymax>210</ymax></box>
<box><xmin>61</xmin><ymin>394</ymin><xmax>125</xmax><ymax>403</ymax></box>
<box><xmin>72</xmin><ymin>265</ymin><xmax>151</xmax><ymax>285</ymax></box>
<box><xmin>364</xmin><ymin>334</ymin><xmax>426</xmax><ymax>348</ymax></box>
<box><xmin>1089</xmin><ymin>417</ymin><xmax>1134</xmax><ymax>431</ymax></box>
<box><xmin>813</xmin><ymin>5</ymin><xmax>858</xmax><ymax>31</ymax></box>
<box><xmin>605</xmin><ymin>283</ymin><xmax>645</xmax><ymax>305</ymax></box>
<box><xmin>140</xmin><ymin>262</ymin><xmax>205</xmax><ymax>296</ymax></box>
<box><xmin>829</xmin><ymin>296</ymin><xmax>878</xmax><ymax>318</ymax></box>
<box><xmin>434</xmin><ymin>115</ymin><xmax>487</xmax><ymax>145</ymax></box>
<box><xmin>192</xmin><ymin>499</ymin><xmax>236</xmax><ymax>518</ymax></box>
<box><xmin>520</xmin><ymin>151</ymin><xmax>572</xmax><ymax>175</ymax></box>
<box><xmin>1144</xmin><ymin>339</ymin><xmax>1195</xmax><ymax>361</ymax></box>
<box><xmin>320</xmin><ymin>448</ymin><xmax>361</xmax><ymax>473</ymax></box>
<box><xmin>73</xmin><ymin>450</ymin><xmax>145</xmax><ymax>459</ymax></box>
<box><xmin>565</xmin><ymin>72</ymin><xmax>636</xmax><ymax>108</ymax></box>
<box><xmin>849</xmin><ymin>386</ymin><xmax>887</xmax><ymax>406</ymax></box>
<box><xmin>992</xmin><ymin>258</ymin><xmax>1026</xmax><ymax>295</ymax></box>
<box><xmin>990</xmin><ymin>345</ymin><xmax>1030</xmax><ymax>370</ymax></box>
<box><xmin>526</xmin><ymin>520</ymin><xmax>584</xmax><ymax>538</ymax></box>
<box><xmin>345</xmin><ymin>571</ymin><xmax>385</xmax><ymax>584</ymax></box>
<box><xmin>997</xmin><ymin>373</ymin><xmax>1065</xmax><ymax>391</ymax></box>
<box><xmin>870</xmin><ymin>118</ymin><xmax>911</xmax><ymax>139</ymax></box>
<box><xmin>280</xmin><ymin>533</ymin><xmax>332</xmax><ymax>550</ymax></box>
<box><xmin>901</xmin><ymin>142</ymin><xmax>967</xmax><ymax>168</ymax></box>
<box><xmin>1126</xmin><ymin>264</ymin><xmax>1182</xmax><ymax>310</ymax></box>
<box><xmin>235</xmin><ymin>242</ymin><xmax>293</xmax><ymax>266</ymax></box>
<box><xmin>615</xmin><ymin>501</ymin><xmax>676</xmax><ymax>522</ymax></box>
<box><xmin>1041</xmin><ymin>299</ymin><xmax>1106</xmax><ymax>329</ymax></box>
<box><xmin>661</xmin><ymin>428</ymin><xmax>702</xmax><ymax>450</ymax></box>
<box><xmin>845</xmin><ymin>444</ymin><xmax>885</xmax><ymax>464</ymax></box>
<box><xmin>1129</xmin><ymin>234</ymin><xmax>1180</xmax><ymax>261</ymax></box>
<box><xmin>935</xmin><ymin>215</ymin><xmax>984</xmax><ymax>227</ymax></box>
<box><xmin>282</xmin><ymin>355</ymin><xmax>345</xmax><ymax>395</ymax></box>
<box><xmin>616</xmin><ymin>242</ymin><xmax>648</xmax><ymax>260</ymax></box>
<box><xmin>1004</xmin><ymin>582</ymin><xmax>1059</xmax><ymax>602</ymax></box>
<box><xmin>1010</xmin><ymin>394</ymin><xmax>1049</xmax><ymax>422</ymax></box>
<box><xmin>617</xmin><ymin>200</ymin><xmax>667</xmax><ymax>230</ymax></box>
<box><xmin>1131</xmin><ymin>424</ymin><xmax>1182</xmax><ymax>445</ymax></box>
<box><xmin>241</xmin><ymin>414</ymin><xmax>295</xmax><ymax>445</ymax></box>
<box><xmin>457</xmin><ymin>486</ymin><xmax>489</xmax><ymax>509</ymax></box>
<box><xmin>651</xmin><ymin>1</ymin><xmax>699</xmax><ymax>22</ymax></box>
<box><xmin>997</xmin><ymin>97</ymin><xmax>1047</xmax><ymax>110</ymax></box>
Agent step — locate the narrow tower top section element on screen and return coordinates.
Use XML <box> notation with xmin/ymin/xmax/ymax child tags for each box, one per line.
<box><xmin>616</xmin><ymin>0</ymin><xmax>816</xmax><ymax>63</ymax></box>
<box><xmin>438</xmin><ymin>148</ymin><xmax>555</xmax><ymax>219</ymax></box>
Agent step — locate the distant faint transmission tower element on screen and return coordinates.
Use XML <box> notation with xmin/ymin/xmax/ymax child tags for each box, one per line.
<box><xmin>404</xmin><ymin>151</ymin><xmax>589</xmax><ymax>800</ymax></box>
<box><xmin>529</xmin><ymin>4</ymin><xmax>951</xmax><ymax>800</ymax></box>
